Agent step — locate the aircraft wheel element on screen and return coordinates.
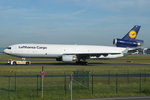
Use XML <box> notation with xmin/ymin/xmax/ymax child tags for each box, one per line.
<box><xmin>26</xmin><ymin>62</ymin><xmax>29</xmax><ymax>65</ymax></box>
<box><xmin>81</xmin><ymin>62</ymin><xmax>88</xmax><ymax>65</ymax></box>
<box><xmin>75</xmin><ymin>61</ymin><xmax>80</xmax><ymax>64</ymax></box>
<box><xmin>13</xmin><ymin>62</ymin><xmax>16</xmax><ymax>65</ymax></box>
<box><xmin>76</xmin><ymin>61</ymin><xmax>88</xmax><ymax>65</ymax></box>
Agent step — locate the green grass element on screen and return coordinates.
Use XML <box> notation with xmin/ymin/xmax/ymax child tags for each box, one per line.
<box><xmin>1</xmin><ymin>75</ymin><xmax>150</xmax><ymax>100</ymax></box>
<box><xmin>0</xmin><ymin>54</ymin><xmax>150</xmax><ymax>100</ymax></box>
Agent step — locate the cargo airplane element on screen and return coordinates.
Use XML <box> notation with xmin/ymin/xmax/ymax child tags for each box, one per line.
<box><xmin>4</xmin><ymin>25</ymin><xmax>143</xmax><ymax>65</ymax></box>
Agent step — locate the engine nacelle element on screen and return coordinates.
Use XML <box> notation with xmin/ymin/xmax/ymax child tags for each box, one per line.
<box><xmin>113</xmin><ymin>38</ymin><xmax>144</xmax><ymax>47</ymax></box>
<box><xmin>62</xmin><ymin>55</ymin><xmax>77</xmax><ymax>62</ymax></box>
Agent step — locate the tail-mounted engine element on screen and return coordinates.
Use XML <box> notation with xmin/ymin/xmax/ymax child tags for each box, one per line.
<box><xmin>113</xmin><ymin>38</ymin><xmax>144</xmax><ymax>48</ymax></box>
<box><xmin>113</xmin><ymin>25</ymin><xmax>144</xmax><ymax>48</ymax></box>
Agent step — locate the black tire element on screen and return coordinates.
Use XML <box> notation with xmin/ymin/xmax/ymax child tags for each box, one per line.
<box><xmin>26</xmin><ymin>62</ymin><xmax>29</xmax><ymax>65</ymax></box>
<box><xmin>81</xmin><ymin>62</ymin><xmax>88</xmax><ymax>65</ymax></box>
<box><xmin>76</xmin><ymin>61</ymin><xmax>88</xmax><ymax>65</ymax></box>
<box><xmin>13</xmin><ymin>62</ymin><xmax>16</xmax><ymax>65</ymax></box>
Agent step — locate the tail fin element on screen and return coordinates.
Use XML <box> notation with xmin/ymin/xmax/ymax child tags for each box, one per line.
<box><xmin>113</xmin><ymin>25</ymin><xmax>144</xmax><ymax>48</ymax></box>
<box><xmin>122</xmin><ymin>25</ymin><xmax>141</xmax><ymax>40</ymax></box>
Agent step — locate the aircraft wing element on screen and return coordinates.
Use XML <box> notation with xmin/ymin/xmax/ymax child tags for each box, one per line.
<box><xmin>64</xmin><ymin>53</ymin><xmax>121</xmax><ymax>56</ymax></box>
<box><xmin>63</xmin><ymin>52</ymin><xmax>122</xmax><ymax>60</ymax></box>
<box><xmin>62</xmin><ymin>48</ymin><xmax>128</xmax><ymax>60</ymax></box>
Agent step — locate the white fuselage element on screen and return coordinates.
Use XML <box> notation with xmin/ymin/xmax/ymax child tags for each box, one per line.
<box><xmin>4</xmin><ymin>44</ymin><xmax>127</xmax><ymax>59</ymax></box>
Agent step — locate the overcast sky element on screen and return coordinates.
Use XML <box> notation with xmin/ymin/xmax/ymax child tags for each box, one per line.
<box><xmin>0</xmin><ymin>0</ymin><xmax>150</xmax><ymax>47</ymax></box>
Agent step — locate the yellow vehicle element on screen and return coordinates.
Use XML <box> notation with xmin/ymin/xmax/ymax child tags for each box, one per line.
<box><xmin>8</xmin><ymin>59</ymin><xmax>31</xmax><ymax>65</ymax></box>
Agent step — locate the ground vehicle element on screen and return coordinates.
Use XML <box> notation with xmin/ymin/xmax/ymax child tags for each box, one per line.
<box><xmin>8</xmin><ymin>59</ymin><xmax>31</xmax><ymax>65</ymax></box>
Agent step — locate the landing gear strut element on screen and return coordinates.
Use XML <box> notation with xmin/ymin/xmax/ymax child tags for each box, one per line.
<box><xmin>76</xmin><ymin>61</ymin><xmax>88</xmax><ymax>65</ymax></box>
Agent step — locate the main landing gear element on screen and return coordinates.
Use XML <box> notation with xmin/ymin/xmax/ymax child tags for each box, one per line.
<box><xmin>76</xmin><ymin>61</ymin><xmax>88</xmax><ymax>65</ymax></box>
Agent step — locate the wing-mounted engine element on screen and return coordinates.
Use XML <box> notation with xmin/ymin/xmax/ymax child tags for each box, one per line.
<box><xmin>56</xmin><ymin>55</ymin><xmax>77</xmax><ymax>62</ymax></box>
<box><xmin>62</xmin><ymin>55</ymin><xmax>77</xmax><ymax>62</ymax></box>
<box><xmin>113</xmin><ymin>38</ymin><xmax>144</xmax><ymax>47</ymax></box>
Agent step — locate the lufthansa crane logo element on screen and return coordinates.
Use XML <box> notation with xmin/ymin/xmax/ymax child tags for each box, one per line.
<box><xmin>129</xmin><ymin>30</ymin><xmax>137</xmax><ymax>39</ymax></box>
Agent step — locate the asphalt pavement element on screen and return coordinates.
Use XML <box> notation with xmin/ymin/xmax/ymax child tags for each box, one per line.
<box><xmin>0</xmin><ymin>62</ymin><xmax>150</xmax><ymax>66</ymax></box>
<box><xmin>79</xmin><ymin>96</ymin><xmax>150</xmax><ymax>100</ymax></box>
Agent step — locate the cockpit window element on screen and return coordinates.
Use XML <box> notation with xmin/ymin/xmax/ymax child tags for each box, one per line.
<box><xmin>7</xmin><ymin>47</ymin><xmax>11</xmax><ymax>49</ymax></box>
